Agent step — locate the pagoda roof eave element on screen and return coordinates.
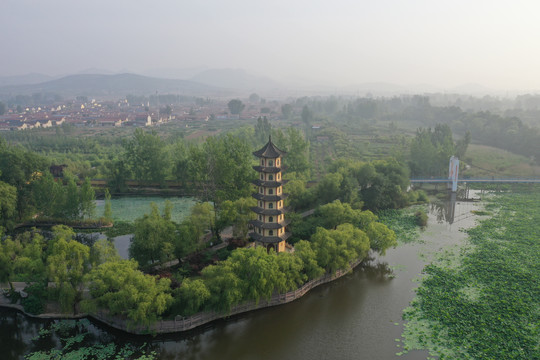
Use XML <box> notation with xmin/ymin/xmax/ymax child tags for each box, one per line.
<box><xmin>252</xmin><ymin>138</ymin><xmax>287</xmax><ymax>158</ymax></box>
<box><xmin>251</xmin><ymin>193</ymin><xmax>289</xmax><ymax>201</ymax></box>
<box><xmin>252</xmin><ymin>179</ymin><xmax>288</xmax><ymax>187</ymax></box>
<box><xmin>251</xmin><ymin>207</ymin><xmax>286</xmax><ymax>216</ymax></box>
<box><xmin>249</xmin><ymin>232</ymin><xmax>291</xmax><ymax>243</ymax></box>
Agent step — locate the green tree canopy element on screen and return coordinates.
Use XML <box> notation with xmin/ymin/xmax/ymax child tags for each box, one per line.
<box><xmin>0</xmin><ymin>180</ymin><xmax>17</xmax><ymax>231</ymax></box>
<box><xmin>47</xmin><ymin>225</ymin><xmax>90</xmax><ymax>313</ymax></box>
<box><xmin>130</xmin><ymin>203</ymin><xmax>176</xmax><ymax>266</ymax></box>
<box><xmin>123</xmin><ymin>129</ymin><xmax>170</xmax><ymax>184</ymax></box>
<box><xmin>84</xmin><ymin>259</ymin><xmax>172</xmax><ymax>327</ymax></box>
<box><xmin>227</xmin><ymin>99</ymin><xmax>245</xmax><ymax>115</ymax></box>
<box><xmin>311</xmin><ymin>224</ymin><xmax>370</xmax><ymax>274</ymax></box>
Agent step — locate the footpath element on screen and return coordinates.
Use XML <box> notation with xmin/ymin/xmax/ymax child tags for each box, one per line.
<box><xmin>0</xmin><ymin>257</ymin><xmax>363</xmax><ymax>335</ymax></box>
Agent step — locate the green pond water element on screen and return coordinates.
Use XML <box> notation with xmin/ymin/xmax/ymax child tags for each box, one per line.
<box><xmin>95</xmin><ymin>196</ymin><xmax>197</xmax><ymax>223</ymax></box>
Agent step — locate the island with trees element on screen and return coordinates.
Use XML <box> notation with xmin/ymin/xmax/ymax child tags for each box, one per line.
<box><xmin>1</xmin><ymin>91</ymin><xmax>538</xmax><ymax>356</ymax></box>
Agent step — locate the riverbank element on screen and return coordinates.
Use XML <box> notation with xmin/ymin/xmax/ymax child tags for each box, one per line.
<box><xmin>0</xmin><ymin>258</ymin><xmax>364</xmax><ymax>335</ymax></box>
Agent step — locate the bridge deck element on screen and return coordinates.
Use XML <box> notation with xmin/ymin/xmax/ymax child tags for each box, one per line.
<box><xmin>411</xmin><ymin>178</ymin><xmax>540</xmax><ymax>184</ymax></box>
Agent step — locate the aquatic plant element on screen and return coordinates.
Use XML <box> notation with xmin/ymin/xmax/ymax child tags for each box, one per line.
<box><xmin>378</xmin><ymin>208</ymin><xmax>423</xmax><ymax>244</ymax></box>
<box><xmin>24</xmin><ymin>319</ymin><xmax>157</xmax><ymax>360</ymax></box>
<box><xmin>400</xmin><ymin>190</ymin><xmax>540</xmax><ymax>359</ymax></box>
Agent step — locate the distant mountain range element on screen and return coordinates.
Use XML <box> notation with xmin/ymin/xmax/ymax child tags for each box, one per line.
<box><xmin>0</xmin><ymin>73</ymin><xmax>228</xmax><ymax>97</ymax></box>
<box><xmin>0</xmin><ymin>69</ymin><xmax>510</xmax><ymax>98</ymax></box>
<box><xmin>0</xmin><ymin>73</ymin><xmax>58</xmax><ymax>87</ymax></box>
<box><xmin>0</xmin><ymin>69</ymin><xmax>284</xmax><ymax>98</ymax></box>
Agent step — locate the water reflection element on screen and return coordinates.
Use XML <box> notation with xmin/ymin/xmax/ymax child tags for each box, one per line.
<box><xmin>430</xmin><ymin>189</ymin><xmax>481</xmax><ymax>225</ymax></box>
<box><xmin>2</xmin><ymin>195</ymin><xmax>481</xmax><ymax>360</ymax></box>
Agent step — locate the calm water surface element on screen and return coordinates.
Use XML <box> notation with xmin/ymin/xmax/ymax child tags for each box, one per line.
<box><xmin>0</xmin><ymin>195</ymin><xmax>482</xmax><ymax>360</ymax></box>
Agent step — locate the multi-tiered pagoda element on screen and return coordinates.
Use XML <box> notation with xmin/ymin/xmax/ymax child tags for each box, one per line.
<box><xmin>249</xmin><ymin>136</ymin><xmax>290</xmax><ymax>253</ymax></box>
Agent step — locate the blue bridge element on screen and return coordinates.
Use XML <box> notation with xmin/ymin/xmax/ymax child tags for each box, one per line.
<box><xmin>410</xmin><ymin>178</ymin><xmax>540</xmax><ymax>184</ymax></box>
<box><xmin>411</xmin><ymin>156</ymin><xmax>540</xmax><ymax>192</ymax></box>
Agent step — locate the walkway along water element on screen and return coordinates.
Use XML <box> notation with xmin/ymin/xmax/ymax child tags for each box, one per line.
<box><xmin>0</xmin><ymin>258</ymin><xmax>364</xmax><ymax>335</ymax></box>
<box><xmin>1</xmin><ymin>195</ymin><xmax>482</xmax><ymax>360</ymax></box>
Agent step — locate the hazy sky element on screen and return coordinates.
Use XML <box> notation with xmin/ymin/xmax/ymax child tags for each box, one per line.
<box><xmin>2</xmin><ymin>0</ymin><xmax>540</xmax><ymax>90</ymax></box>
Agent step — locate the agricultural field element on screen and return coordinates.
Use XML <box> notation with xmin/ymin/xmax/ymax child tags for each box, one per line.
<box><xmin>461</xmin><ymin>144</ymin><xmax>540</xmax><ymax>178</ymax></box>
<box><xmin>399</xmin><ymin>189</ymin><xmax>540</xmax><ymax>359</ymax></box>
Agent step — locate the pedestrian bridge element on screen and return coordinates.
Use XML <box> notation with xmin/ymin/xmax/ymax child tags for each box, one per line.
<box><xmin>410</xmin><ymin>178</ymin><xmax>540</xmax><ymax>184</ymax></box>
<box><xmin>411</xmin><ymin>156</ymin><xmax>540</xmax><ymax>192</ymax></box>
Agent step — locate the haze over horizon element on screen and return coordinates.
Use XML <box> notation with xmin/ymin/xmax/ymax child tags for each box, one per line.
<box><xmin>2</xmin><ymin>0</ymin><xmax>540</xmax><ymax>92</ymax></box>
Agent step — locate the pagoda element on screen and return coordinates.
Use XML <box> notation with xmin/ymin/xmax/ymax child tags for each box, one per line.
<box><xmin>249</xmin><ymin>136</ymin><xmax>291</xmax><ymax>252</ymax></box>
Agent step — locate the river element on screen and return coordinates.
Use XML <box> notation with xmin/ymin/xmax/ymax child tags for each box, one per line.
<box><xmin>0</xmin><ymin>194</ymin><xmax>482</xmax><ymax>360</ymax></box>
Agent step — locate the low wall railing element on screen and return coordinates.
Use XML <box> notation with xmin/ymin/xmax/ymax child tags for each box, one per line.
<box><xmin>91</xmin><ymin>257</ymin><xmax>363</xmax><ymax>334</ymax></box>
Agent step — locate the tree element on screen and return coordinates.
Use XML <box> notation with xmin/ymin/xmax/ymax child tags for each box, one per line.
<box><xmin>104</xmin><ymin>158</ymin><xmax>130</xmax><ymax>193</ymax></box>
<box><xmin>254</xmin><ymin>116</ymin><xmax>272</xmax><ymax>145</ymax></box>
<box><xmin>103</xmin><ymin>188</ymin><xmax>112</xmax><ymax>221</ymax></box>
<box><xmin>281</xmin><ymin>103</ymin><xmax>293</xmax><ymax>119</ymax></box>
<box><xmin>79</xmin><ymin>177</ymin><xmax>95</xmax><ymax>219</ymax></box>
<box><xmin>409</xmin><ymin>125</ymin><xmax>456</xmax><ymax>177</ymax></box>
<box><xmin>248</xmin><ymin>93</ymin><xmax>260</xmax><ymax>103</ymax></box>
<box><xmin>89</xmin><ymin>238</ymin><xmax>120</xmax><ymax>267</ymax></box>
<box><xmin>160</xmin><ymin>105</ymin><xmax>172</xmax><ymax>116</ymax></box>
<box><xmin>130</xmin><ymin>203</ymin><xmax>176</xmax><ymax>266</ymax></box>
<box><xmin>0</xmin><ymin>180</ymin><xmax>17</xmax><ymax>231</ymax></box>
<box><xmin>0</xmin><ymin>139</ymin><xmax>49</xmax><ymax>220</ymax></box>
<box><xmin>275</xmin><ymin>252</ymin><xmax>306</xmax><ymax>292</ymax></box>
<box><xmin>311</xmin><ymin>224</ymin><xmax>370</xmax><ymax>274</ymax></box>
<box><xmin>0</xmin><ymin>238</ymin><xmax>14</xmax><ymax>290</ymax></box>
<box><xmin>316</xmin><ymin>172</ymin><xmax>343</xmax><ymax>204</ymax></box>
<box><xmin>202</xmin><ymin>261</ymin><xmax>243</xmax><ymax>313</ymax></box>
<box><xmin>227</xmin><ymin>99</ymin><xmax>245</xmax><ymax>115</ymax></box>
<box><xmin>274</xmin><ymin>127</ymin><xmax>310</xmax><ymax>176</ymax></box>
<box><xmin>32</xmin><ymin>171</ymin><xmax>63</xmax><ymax>218</ymax></box>
<box><xmin>360</xmin><ymin>159</ymin><xmax>409</xmax><ymax>211</ymax></box>
<box><xmin>455</xmin><ymin>131</ymin><xmax>471</xmax><ymax>159</ymax></box>
<box><xmin>83</xmin><ymin>259</ymin><xmax>172</xmax><ymax>327</ymax></box>
<box><xmin>316</xmin><ymin>200</ymin><xmax>362</xmax><ymax>229</ymax></box>
<box><xmin>294</xmin><ymin>240</ymin><xmax>324</xmax><ymax>280</ymax></box>
<box><xmin>46</xmin><ymin>225</ymin><xmax>90</xmax><ymax>313</ymax></box>
<box><xmin>366</xmin><ymin>222</ymin><xmax>397</xmax><ymax>255</ymax></box>
<box><xmin>123</xmin><ymin>129</ymin><xmax>170</xmax><ymax>184</ymax></box>
<box><xmin>301</xmin><ymin>105</ymin><xmax>313</xmax><ymax>125</ymax></box>
<box><xmin>63</xmin><ymin>174</ymin><xmax>80</xmax><ymax>219</ymax></box>
<box><xmin>184</xmin><ymin>135</ymin><xmax>255</xmax><ymax>233</ymax></box>
<box><xmin>174</xmin><ymin>278</ymin><xmax>210</xmax><ymax>316</ymax></box>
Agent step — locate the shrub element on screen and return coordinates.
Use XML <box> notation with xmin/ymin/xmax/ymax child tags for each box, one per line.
<box><xmin>415</xmin><ymin>210</ymin><xmax>428</xmax><ymax>227</ymax></box>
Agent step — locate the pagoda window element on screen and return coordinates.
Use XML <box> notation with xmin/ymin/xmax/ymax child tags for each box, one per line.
<box><xmin>269</xmin><ymin>203</ymin><xmax>274</xmax><ymax>209</ymax></box>
<box><xmin>269</xmin><ymin>230</ymin><xmax>274</xmax><ymax>236</ymax></box>
<box><xmin>260</xmin><ymin>174</ymin><xmax>264</xmax><ymax>180</ymax></box>
<box><xmin>261</xmin><ymin>159</ymin><xmax>264</xmax><ymax>165</ymax></box>
<box><xmin>260</xmin><ymin>187</ymin><xmax>264</xmax><ymax>194</ymax></box>
<box><xmin>277</xmin><ymin>159</ymin><xmax>280</xmax><ymax>166</ymax></box>
<box><xmin>269</xmin><ymin>160</ymin><xmax>273</xmax><ymax>166</ymax></box>
<box><xmin>268</xmin><ymin>189</ymin><xmax>273</xmax><ymax>194</ymax></box>
<box><xmin>277</xmin><ymin>188</ymin><xmax>281</xmax><ymax>194</ymax></box>
<box><xmin>269</xmin><ymin>216</ymin><xmax>274</xmax><ymax>222</ymax></box>
<box><xmin>259</xmin><ymin>215</ymin><xmax>262</xmax><ymax>220</ymax></box>
<box><xmin>277</xmin><ymin>174</ymin><xmax>280</xmax><ymax>180</ymax></box>
<box><xmin>269</xmin><ymin>174</ymin><xmax>274</xmax><ymax>180</ymax></box>
<box><xmin>259</xmin><ymin>201</ymin><xmax>263</xmax><ymax>207</ymax></box>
